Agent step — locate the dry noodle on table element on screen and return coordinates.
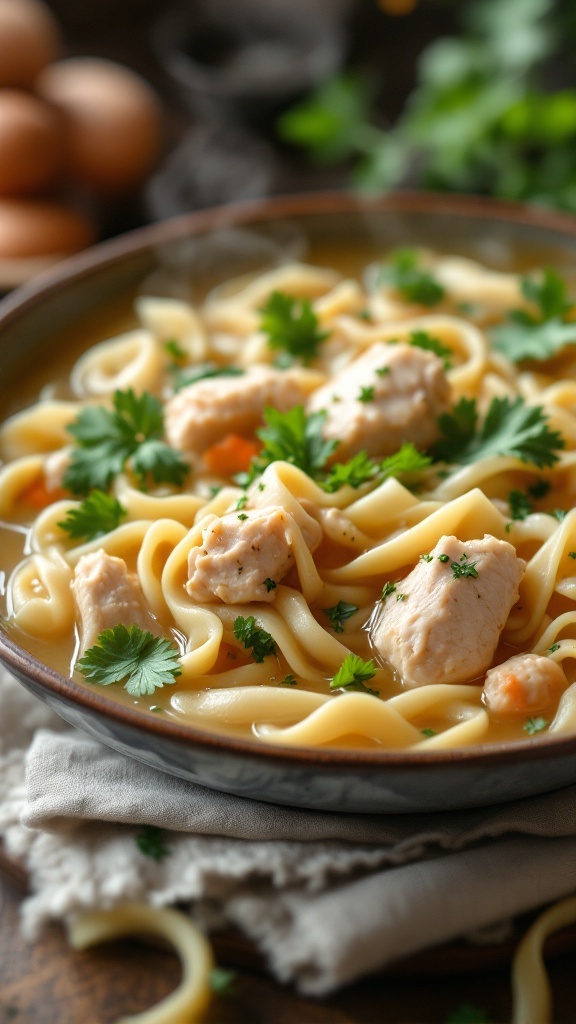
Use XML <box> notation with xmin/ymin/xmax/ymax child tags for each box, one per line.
<box><xmin>2</xmin><ymin>248</ymin><xmax>576</xmax><ymax>751</ymax></box>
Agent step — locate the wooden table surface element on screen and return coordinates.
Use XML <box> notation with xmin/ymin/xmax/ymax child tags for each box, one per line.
<box><xmin>1</xmin><ymin>854</ymin><xmax>575</xmax><ymax>1024</ymax></box>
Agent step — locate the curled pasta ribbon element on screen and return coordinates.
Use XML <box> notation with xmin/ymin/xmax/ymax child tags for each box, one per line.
<box><xmin>549</xmin><ymin>682</ymin><xmax>576</xmax><ymax>733</ymax></box>
<box><xmin>172</xmin><ymin>685</ymin><xmax>330</xmax><ymax>726</ymax></box>
<box><xmin>63</xmin><ymin>522</ymin><xmax>153</xmax><ymax>568</ymax></box>
<box><xmin>10</xmin><ymin>550</ymin><xmax>74</xmax><ymax>636</ymax></box>
<box><xmin>70</xmin><ymin>330</ymin><xmax>163</xmax><ymax>397</ymax></box>
<box><xmin>511</xmin><ymin>894</ymin><xmax>576</xmax><ymax>1024</ymax></box>
<box><xmin>506</xmin><ymin>511</ymin><xmax>576</xmax><ymax>643</ymax></box>
<box><xmin>0</xmin><ymin>456</ymin><xmax>44</xmax><ymax>517</ymax></box>
<box><xmin>326</xmin><ymin>488</ymin><xmax>506</xmax><ymax>583</ymax></box>
<box><xmin>67</xmin><ymin>903</ymin><xmax>214</xmax><ymax>1024</ymax></box>
<box><xmin>113</xmin><ymin>482</ymin><xmax>203</xmax><ymax>529</ymax></box>
<box><xmin>137</xmin><ymin>519</ymin><xmax>188</xmax><ymax>624</ymax></box>
<box><xmin>135</xmin><ymin>296</ymin><xmax>208</xmax><ymax>363</ymax></box>
<box><xmin>0</xmin><ymin>400</ymin><xmax>80</xmax><ymax>460</ymax></box>
<box><xmin>162</xmin><ymin>530</ymin><xmax>223</xmax><ymax>677</ymax></box>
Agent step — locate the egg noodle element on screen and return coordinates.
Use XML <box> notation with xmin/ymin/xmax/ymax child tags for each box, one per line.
<box><xmin>2</xmin><ymin>252</ymin><xmax>576</xmax><ymax>750</ymax></box>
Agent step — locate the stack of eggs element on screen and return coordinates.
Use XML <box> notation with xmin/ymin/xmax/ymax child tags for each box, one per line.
<box><xmin>0</xmin><ymin>0</ymin><xmax>163</xmax><ymax>283</ymax></box>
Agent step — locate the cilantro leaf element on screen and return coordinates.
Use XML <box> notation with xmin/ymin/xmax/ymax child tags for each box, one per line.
<box><xmin>378</xmin><ymin>249</ymin><xmax>445</xmax><ymax>307</ymax></box>
<box><xmin>241</xmin><ymin>405</ymin><xmax>338</xmax><ymax>486</ymax></box>
<box><xmin>434</xmin><ymin>396</ymin><xmax>564</xmax><ymax>469</ymax></box>
<box><xmin>57</xmin><ymin>491</ymin><xmax>126</xmax><ymax>542</ymax></box>
<box><xmin>330</xmin><ymin>653</ymin><xmax>379</xmax><ymax>696</ymax></box>
<box><xmin>136</xmin><ymin>825</ymin><xmax>170</xmax><ymax>861</ymax></box>
<box><xmin>260</xmin><ymin>291</ymin><xmax>329</xmax><ymax>363</ymax></box>
<box><xmin>491</xmin><ymin>269</ymin><xmax>576</xmax><ymax>362</ymax></box>
<box><xmin>323</xmin><ymin>601</ymin><xmax>359</xmax><ymax>633</ymax></box>
<box><xmin>76</xmin><ymin>624</ymin><xmax>182</xmax><ymax>696</ymax></box>
<box><xmin>64</xmin><ymin>389</ymin><xmax>189</xmax><ymax>496</ymax></box>
<box><xmin>233</xmin><ymin>615</ymin><xmax>276</xmax><ymax>663</ymax></box>
<box><xmin>170</xmin><ymin>362</ymin><xmax>244</xmax><ymax>393</ymax></box>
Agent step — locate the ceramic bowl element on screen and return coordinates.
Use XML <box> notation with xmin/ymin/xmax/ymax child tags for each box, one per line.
<box><xmin>2</xmin><ymin>191</ymin><xmax>576</xmax><ymax>813</ymax></box>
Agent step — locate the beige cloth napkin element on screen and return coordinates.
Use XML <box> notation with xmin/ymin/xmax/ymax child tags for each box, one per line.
<box><xmin>1</xmin><ymin>666</ymin><xmax>575</xmax><ymax>995</ymax></box>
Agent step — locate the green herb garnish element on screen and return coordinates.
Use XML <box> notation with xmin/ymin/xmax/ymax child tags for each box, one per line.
<box><xmin>434</xmin><ymin>396</ymin><xmax>564</xmax><ymax>469</ymax></box>
<box><xmin>77</xmin><ymin>625</ymin><xmax>182</xmax><ymax>696</ymax></box>
<box><xmin>323</xmin><ymin>600</ymin><xmax>359</xmax><ymax>633</ymax></box>
<box><xmin>330</xmin><ymin>654</ymin><xmax>379</xmax><ymax>696</ymax></box>
<box><xmin>170</xmin><ymin>362</ymin><xmax>244</xmax><ymax>393</ymax></box>
<box><xmin>260</xmin><ymin>291</ymin><xmax>329</xmax><ymax>363</ymax></box>
<box><xmin>238</xmin><ymin>405</ymin><xmax>338</xmax><ymax>487</ymax></box>
<box><xmin>409</xmin><ymin>329</ymin><xmax>453</xmax><ymax>368</ymax></box>
<box><xmin>491</xmin><ymin>270</ymin><xmax>576</xmax><ymax>363</ymax></box>
<box><xmin>64</xmin><ymin>389</ymin><xmax>189</xmax><ymax>496</ymax></box>
<box><xmin>378</xmin><ymin>249</ymin><xmax>445</xmax><ymax>307</ymax></box>
<box><xmin>233</xmin><ymin>615</ymin><xmax>276</xmax><ymax>663</ymax></box>
<box><xmin>57</xmin><ymin>490</ymin><xmax>126</xmax><ymax>541</ymax></box>
<box><xmin>523</xmin><ymin>716</ymin><xmax>549</xmax><ymax>735</ymax></box>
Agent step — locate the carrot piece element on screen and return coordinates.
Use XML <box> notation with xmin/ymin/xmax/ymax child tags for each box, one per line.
<box><xmin>203</xmin><ymin>434</ymin><xmax>260</xmax><ymax>477</ymax></box>
<box><xmin>23</xmin><ymin>478</ymin><xmax>66</xmax><ymax>509</ymax></box>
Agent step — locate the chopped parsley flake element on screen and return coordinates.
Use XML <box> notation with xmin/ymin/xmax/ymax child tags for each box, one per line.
<box><xmin>569</xmin><ymin>551</ymin><xmax>576</xmax><ymax>559</ymax></box>
<box><xmin>164</xmin><ymin>338</ymin><xmax>187</xmax><ymax>362</ymax></box>
<box><xmin>375</xmin><ymin>365</ymin><xmax>390</xmax><ymax>376</ymax></box>
<box><xmin>57</xmin><ymin>490</ymin><xmax>126</xmax><ymax>541</ymax></box>
<box><xmin>77</xmin><ymin>625</ymin><xmax>182</xmax><ymax>696</ymax></box>
<box><xmin>378</xmin><ymin>249</ymin><xmax>445</xmax><ymax>307</ymax></box>
<box><xmin>523</xmin><ymin>716</ymin><xmax>549</xmax><ymax>735</ymax></box>
<box><xmin>323</xmin><ymin>600</ymin><xmax>359</xmax><ymax>633</ymax></box>
<box><xmin>237</xmin><ymin>513</ymin><xmax>249</xmax><ymax>521</ymax></box>
<box><xmin>263</xmin><ymin>577</ymin><xmax>277</xmax><ymax>592</ymax></box>
<box><xmin>136</xmin><ymin>825</ymin><xmax>170</xmax><ymax>861</ymax></box>
<box><xmin>528</xmin><ymin>478</ymin><xmax>551</xmax><ymax>500</ymax></box>
<box><xmin>358</xmin><ymin>385</ymin><xmax>375</xmax><ymax>403</ymax></box>
<box><xmin>409</xmin><ymin>329</ymin><xmax>452</xmax><ymax>368</ymax></box>
<box><xmin>278</xmin><ymin>674</ymin><xmax>298</xmax><ymax>686</ymax></box>
<box><xmin>330</xmin><ymin>653</ymin><xmax>379</xmax><ymax>696</ymax></box>
<box><xmin>380</xmin><ymin>581</ymin><xmax>397</xmax><ymax>600</ymax></box>
<box><xmin>508</xmin><ymin>489</ymin><xmax>533</xmax><ymax>521</ymax></box>
<box><xmin>420</xmin><ymin>727</ymin><xmax>437</xmax><ymax>737</ymax></box>
<box><xmin>549</xmin><ymin>643</ymin><xmax>561</xmax><ymax>653</ymax></box>
<box><xmin>235</xmin><ymin>495</ymin><xmax>249</xmax><ymax>510</ymax></box>
<box><xmin>260</xmin><ymin>291</ymin><xmax>329</xmax><ymax>363</ymax></box>
<box><xmin>438</xmin><ymin>554</ymin><xmax>450</xmax><ymax>563</ymax></box>
<box><xmin>233</xmin><ymin>615</ymin><xmax>276</xmax><ymax>663</ymax></box>
<box><xmin>420</xmin><ymin>553</ymin><xmax>433</xmax><ymax>562</ymax></box>
<box><xmin>450</xmin><ymin>559</ymin><xmax>479</xmax><ymax>579</ymax></box>
<box><xmin>209</xmin><ymin>967</ymin><xmax>237</xmax><ymax>996</ymax></box>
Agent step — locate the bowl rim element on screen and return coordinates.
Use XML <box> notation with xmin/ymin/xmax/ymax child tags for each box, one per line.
<box><xmin>2</xmin><ymin>188</ymin><xmax>576</xmax><ymax>770</ymax></box>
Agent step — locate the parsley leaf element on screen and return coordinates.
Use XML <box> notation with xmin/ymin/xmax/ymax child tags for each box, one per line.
<box><xmin>260</xmin><ymin>291</ymin><xmax>329</xmax><ymax>363</ymax></box>
<box><xmin>330</xmin><ymin>653</ymin><xmax>379</xmax><ymax>696</ymax></box>
<box><xmin>380</xmin><ymin>581</ymin><xmax>397</xmax><ymax>600</ymax></box>
<box><xmin>508</xmin><ymin>489</ymin><xmax>534</xmax><ymax>521</ymax></box>
<box><xmin>278</xmin><ymin>673</ymin><xmax>298</xmax><ymax>686</ymax></box>
<box><xmin>64</xmin><ymin>389</ymin><xmax>189</xmax><ymax>496</ymax></box>
<box><xmin>233</xmin><ymin>615</ymin><xmax>276</xmax><ymax>663</ymax></box>
<box><xmin>240</xmin><ymin>405</ymin><xmax>338</xmax><ymax>486</ymax></box>
<box><xmin>57</xmin><ymin>490</ymin><xmax>126</xmax><ymax>541</ymax></box>
<box><xmin>409</xmin><ymin>329</ymin><xmax>453</xmax><ymax>369</ymax></box>
<box><xmin>450</xmin><ymin>558</ymin><xmax>479</xmax><ymax>579</ymax></box>
<box><xmin>491</xmin><ymin>270</ymin><xmax>576</xmax><ymax>362</ymax></box>
<box><xmin>378</xmin><ymin>249</ymin><xmax>445</xmax><ymax>307</ymax></box>
<box><xmin>170</xmin><ymin>362</ymin><xmax>244</xmax><ymax>393</ymax></box>
<box><xmin>323</xmin><ymin>601</ymin><xmax>359</xmax><ymax>633</ymax></box>
<box><xmin>358</xmin><ymin>385</ymin><xmax>375</xmax><ymax>403</ymax></box>
<box><xmin>322</xmin><ymin>442</ymin><xmax>431</xmax><ymax>494</ymax></box>
<box><xmin>434</xmin><ymin>396</ymin><xmax>564</xmax><ymax>469</ymax></box>
<box><xmin>136</xmin><ymin>825</ymin><xmax>170</xmax><ymax>861</ymax></box>
<box><xmin>523</xmin><ymin>715</ymin><xmax>548</xmax><ymax>735</ymax></box>
<box><xmin>76</xmin><ymin>625</ymin><xmax>182</xmax><ymax>696</ymax></box>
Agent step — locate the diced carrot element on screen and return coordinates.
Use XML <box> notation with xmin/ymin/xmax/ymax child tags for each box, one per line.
<box><xmin>23</xmin><ymin>478</ymin><xmax>66</xmax><ymax>509</ymax></box>
<box><xmin>203</xmin><ymin>434</ymin><xmax>260</xmax><ymax>477</ymax></box>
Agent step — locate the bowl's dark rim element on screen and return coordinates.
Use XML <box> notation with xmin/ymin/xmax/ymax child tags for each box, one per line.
<box><xmin>2</xmin><ymin>189</ymin><xmax>576</xmax><ymax>771</ymax></box>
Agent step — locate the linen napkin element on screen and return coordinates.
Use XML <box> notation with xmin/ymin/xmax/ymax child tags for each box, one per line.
<box><xmin>1</xmin><ymin>665</ymin><xmax>575</xmax><ymax>995</ymax></box>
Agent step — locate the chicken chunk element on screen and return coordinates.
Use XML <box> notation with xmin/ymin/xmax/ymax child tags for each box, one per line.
<box><xmin>371</xmin><ymin>534</ymin><xmax>526</xmax><ymax>688</ymax></box>
<box><xmin>165</xmin><ymin>366</ymin><xmax>308</xmax><ymax>456</ymax></box>
<box><xmin>306</xmin><ymin>342</ymin><xmax>450</xmax><ymax>461</ymax></box>
<box><xmin>187</xmin><ymin>506</ymin><xmax>304</xmax><ymax>604</ymax></box>
<box><xmin>483</xmin><ymin>652</ymin><xmax>566</xmax><ymax>717</ymax></box>
<box><xmin>72</xmin><ymin>549</ymin><xmax>155</xmax><ymax>654</ymax></box>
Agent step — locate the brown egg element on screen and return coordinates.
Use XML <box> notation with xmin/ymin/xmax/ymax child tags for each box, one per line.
<box><xmin>0</xmin><ymin>197</ymin><xmax>96</xmax><ymax>259</ymax></box>
<box><xmin>36</xmin><ymin>58</ymin><xmax>163</xmax><ymax>196</ymax></box>
<box><xmin>0</xmin><ymin>0</ymin><xmax>61</xmax><ymax>89</ymax></box>
<box><xmin>0</xmin><ymin>90</ymin><xmax>66</xmax><ymax>196</ymax></box>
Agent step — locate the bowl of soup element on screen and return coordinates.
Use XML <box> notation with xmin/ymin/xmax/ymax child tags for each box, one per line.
<box><xmin>1</xmin><ymin>191</ymin><xmax>576</xmax><ymax>812</ymax></box>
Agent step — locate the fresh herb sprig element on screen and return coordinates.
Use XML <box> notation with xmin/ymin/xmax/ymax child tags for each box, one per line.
<box><xmin>433</xmin><ymin>396</ymin><xmax>564</xmax><ymax>469</ymax></box>
<box><xmin>323</xmin><ymin>601</ymin><xmax>359</xmax><ymax>633</ymax></box>
<box><xmin>57</xmin><ymin>490</ymin><xmax>126</xmax><ymax>541</ymax></box>
<box><xmin>236</xmin><ymin>405</ymin><xmax>338</xmax><ymax>487</ymax></box>
<box><xmin>323</xmin><ymin>442</ymin><xmax>432</xmax><ymax>493</ymax></box>
<box><xmin>260</xmin><ymin>291</ymin><xmax>330</xmax><ymax>363</ymax></box>
<box><xmin>330</xmin><ymin>653</ymin><xmax>379</xmax><ymax>697</ymax></box>
<box><xmin>491</xmin><ymin>269</ymin><xmax>576</xmax><ymax>362</ymax></box>
<box><xmin>377</xmin><ymin>249</ymin><xmax>446</xmax><ymax>307</ymax></box>
<box><xmin>64</xmin><ymin>389</ymin><xmax>189</xmax><ymax>496</ymax></box>
<box><xmin>77</xmin><ymin>625</ymin><xmax>182</xmax><ymax>696</ymax></box>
